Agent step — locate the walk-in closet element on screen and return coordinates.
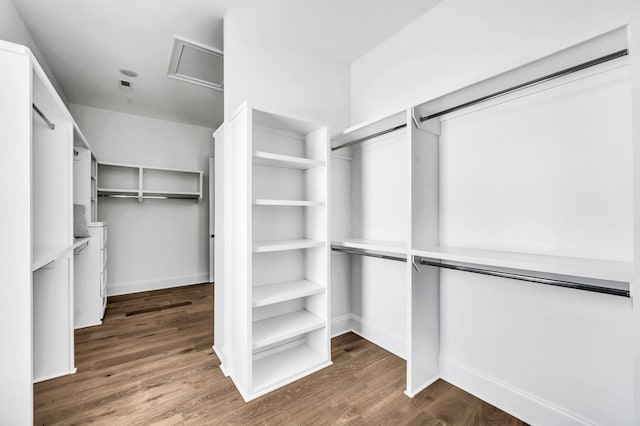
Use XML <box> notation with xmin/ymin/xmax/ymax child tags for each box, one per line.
<box><xmin>1</xmin><ymin>0</ymin><xmax>640</xmax><ymax>424</ymax></box>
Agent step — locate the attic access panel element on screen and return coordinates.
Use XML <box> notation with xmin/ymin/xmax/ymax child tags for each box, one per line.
<box><xmin>168</xmin><ymin>36</ymin><xmax>223</xmax><ymax>91</ymax></box>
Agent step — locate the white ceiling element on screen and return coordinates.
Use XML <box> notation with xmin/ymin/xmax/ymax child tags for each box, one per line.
<box><xmin>12</xmin><ymin>0</ymin><xmax>442</xmax><ymax>129</ymax></box>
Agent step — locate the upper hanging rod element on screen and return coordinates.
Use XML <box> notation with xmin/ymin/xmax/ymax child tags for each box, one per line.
<box><xmin>331</xmin><ymin>246</ymin><xmax>406</xmax><ymax>263</ymax></box>
<box><xmin>332</xmin><ymin>124</ymin><xmax>407</xmax><ymax>151</ymax></box>
<box><xmin>420</xmin><ymin>49</ymin><xmax>628</xmax><ymax>122</ymax></box>
<box><xmin>417</xmin><ymin>258</ymin><xmax>629</xmax><ymax>298</ymax></box>
<box><xmin>32</xmin><ymin>104</ymin><xmax>55</xmax><ymax>130</ymax></box>
<box><xmin>331</xmin><ymin>49</ymin><xmax>628</xmax><ymax>152</ymax></box>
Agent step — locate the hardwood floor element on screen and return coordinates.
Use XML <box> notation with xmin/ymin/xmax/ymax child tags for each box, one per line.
<box><xmin>34</xmin><ymin>284</ymin><xmax>527</xmax><ymax>425</ymax></box>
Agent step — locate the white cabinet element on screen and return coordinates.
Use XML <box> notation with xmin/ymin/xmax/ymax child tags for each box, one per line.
<box><xmin>222</xmin><ymin>103</ymin><xmax>331</xmax><ymax>401</ymax></box>
<box><xmin>74</xmin><ymin>223</ymin><xmax>108</xmax><ymax>328</ymax></box>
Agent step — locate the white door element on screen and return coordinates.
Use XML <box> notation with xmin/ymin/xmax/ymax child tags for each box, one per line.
<box><xmin>209</xmin><ymin>158</ymin><xmax>215</xmax><ymax>283</ymax></box>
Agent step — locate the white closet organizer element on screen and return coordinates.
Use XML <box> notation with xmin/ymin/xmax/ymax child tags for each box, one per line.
<box><xmin>0</xmin><ymin>39</ymin><xmax>77</xmax><ymax>424</ymax></box>
<box><xmin>330</xmin><ymin>29</ymin><xmax>634</xmax><ymax>421</ymax></box>
<box><xmin>97</xmin><ymin>162</ymin><xmax>203</xmax><ymax>201</ymax></box>
<box><xmin>223</xmin><ymin>103</ymin><xmax>331</xmax><ymax>401</ymax></box>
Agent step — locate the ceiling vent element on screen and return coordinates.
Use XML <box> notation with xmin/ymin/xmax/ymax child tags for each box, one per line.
<box><xmin>168</xmin><ymin>36</ymin><xmax>223</xmax><ymax>91</ymax></box>
<box><xmin>118</xmin><ymin>80</ymin><xmax>132</xmax><ymax>92</ymax></box>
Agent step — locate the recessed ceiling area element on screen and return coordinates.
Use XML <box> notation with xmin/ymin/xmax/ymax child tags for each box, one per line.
<box><xmin>10</xmin><ymin>0</ymin><xmax>443</xmax><ymax>129</ymax></box>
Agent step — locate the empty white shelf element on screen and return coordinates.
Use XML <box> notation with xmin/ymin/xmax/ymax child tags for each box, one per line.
<box><xmin>254</xmin><ymin>199</ymin><xmax>325</xmax><ymax>207</ymax></box>
<box><xmin>253</xmin><ymin>151</ymin><xmax>324</xmax><ymax>170</ymax></box>
<box><xmin>253</xmin><ymin>239</ymin><xmax>325</xmax><ymax>253</ymax></box>
<box><xmin>252</xmin><ymin>343</ymin><xmax>329</xmax><ymax>393</ymax></box>
<box><xmin>253</xmin><ymin>280</ymin><xmax>325</xmax><ymax>307</ymax></box>
<box><xmin>253</xmin><ymin>310</ymin><xmax>325</xmax><ymax>350</ymax></box>
<box><xmin>412</xmin><ymin>245</ymin><xmax>633</xmax><ymax>283</ymax></box>
<box><xmin>332</xmin><ymin>239</ymin><xmax>408</xmax><ymax>255</ymax></box>
<box><xmin>332</xmin><ymin>110</ymin><xmax>407</xmax><ymax>148</ymax></box>
<box><xmin>32</xmin><ymin>245</ymin><xmax>72</xmax><ymax>271</ymax></box>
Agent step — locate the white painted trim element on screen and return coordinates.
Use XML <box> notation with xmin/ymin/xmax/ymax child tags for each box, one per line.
<box><xmin>107</xmin><ymin>273</ymin><xmax>210</xmax><ymax>296</ymax></box>
<box><xmin>330</xmin><ymin>314</ymin><xmax>406</xmax><ymax>359</ymax></box>
<box><xmin>331</xmin><ymin>314</ymin><xmax>353</xmax><ymax>337</ymax></box>
<box><xmin>212</xmin><ymin>345</ymin><xmax>229</xmax><ymax>377</ymax></box>
<box><xmin>404</xmin><ymin>375</ymin><xmax>439</xmax><ymax>398</ymax></box>
<box><xmin>34</xmin><ymin>367</ymin><xmax>77</xmax><ymax>384</ymax></box>
<box><xmin>440</xmin><ymin>356</ymin><xmax>595</xmax><ymax>426</ymax></box>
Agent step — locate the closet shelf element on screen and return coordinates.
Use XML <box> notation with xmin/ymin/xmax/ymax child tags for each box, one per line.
<box><xmin>253</xmin><ymin>199</ymin><xmax>325</xmax><ymax>207</ymax></box>
<box><xmin>332</xmin><ymin>110</ymin><xmax>407</xmax><ymax>148</ymax></box>
<box><xmin>253</xmin><ymin>280</ymin><xmax>325</xmax><ymax>307</ymax></box>
<box><xmin>32</xmin><ymin>245</ymin><xmax>72</xmax><ymax>271</ymax></box>
<box><xmin>253</xmin><ymin>151</ymin><xmax>324</xmax><ymax>170</ymax></box>
<box><xmin>252</xmin><ymin>310</ymin><xmax>325</xmax><ymax>350</ymax></box>
<box><xmin>97</xmin><ymin>188</ymin><xmax>138</xmax><ymax>195</ymax></box>
<box><xmin>332</xmin><ymin>239</ymin><xmax>408</xmax><ymax>255</ymax></box>
<box><xmin>412</xmin><ymin>246</ymin><xmax>633</xmax><ymax>283</ymax></box>
<box><xmin>253</xmin><ymin>239</ymin><xmax>325</xmax><ymax>253</ymax></box>
<box><xmin>252</xmin><ymin>343</ymin><xmax>329</xmax><ymax>394</ymax></box>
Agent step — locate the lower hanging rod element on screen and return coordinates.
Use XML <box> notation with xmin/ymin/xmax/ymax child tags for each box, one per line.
<box><xmin>418</xmin><ymin>258</ymin><xmax>629</xmax><ymax>298</ymax></box>
<box><xmin>32</xmin><ymin>104</ymin><xmax>55</xmax><ymax>130</ymax></box>
<box><xmin>332</xmin><ymin>246</ymin><xmax>406</xmax><ymax>263</ymax></box>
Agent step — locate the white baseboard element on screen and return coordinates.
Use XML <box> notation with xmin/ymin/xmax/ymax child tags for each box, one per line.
<box><xmin>331</xmin><ymin>314</ymin><xmax>405</xmax><ymax>360</ymax></box>
<box><xmin>440</xmin><ymin>356</ymin><xmax>594</xmax><ymax>426</ymax></box>
<box><xmin>331</xmin><ymin>314</ymin><xmax>354</xmax><ymax>337</ymax></box>
<box><xmin>107</xmin><ymin>273</ymin><xmax>210</xmax><ymax>296</ymax></box>
<box><xmin>212</xmin><ymin>345</ymin><xmax>230</xmax><ymax>377</ymax></box>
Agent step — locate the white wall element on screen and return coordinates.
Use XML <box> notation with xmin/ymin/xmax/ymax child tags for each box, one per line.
<box><xmin>0</xmin><ymin>0</ymin><xmax>66</xmax><ymax>102</ymax></box>
<box><xmin>351</xmin><ymin>0</ymin><xmax>632</xmax><ymax>123</ymax></box>
<box><xmin>70</xmin><ymin>104</ymin><xmax>213</xmax><ymax>295</ymax></box>
<box><xmin>223</xmin><ymin>0</ymin><xmax>351</xmax><ymax>132</ymax></box>
<box><xmin>350</xmin><ymin>1</ymin><xmax>636</xmax><ymax>425</ymax></box>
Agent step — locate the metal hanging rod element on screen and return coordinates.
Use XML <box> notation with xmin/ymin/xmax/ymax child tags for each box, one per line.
<box><xmin>32</xmin><ymin>104</ymin><xmax>55</xmax><ymax>130</ymax></box>
<box><xmin>420</xmin><ymin>49</ymin><xmax>628</xmax><ymax>122</ymax></box>
<box><xmin>331</xmin><ymin>124</ymin><xmax>407</xmax><ymax>151</ymax></box>
<box><xmin>331</xmin><ymin>246</ymin><xmax>406</xmax><ymax>263</ymax></box>
<box><xmin>98</xmin><ymin>193</ymin><xmax>200</xmax><ymax>200</ymax></box>
<box><xmin>330</xmin><ymin>49</ymin><xmax>627</xmax><ymax>152</ymax></box>
<box><xmin>417</xmin><ymin>258</ymin><xmax>629</xmax><ymax>298</ymax></box>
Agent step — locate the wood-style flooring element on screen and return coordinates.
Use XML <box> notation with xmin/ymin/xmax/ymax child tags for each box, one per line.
<box><xmin>34</xmin><ymin>283</ymin><xmax>527</xmax><ymax>425</ymax></box>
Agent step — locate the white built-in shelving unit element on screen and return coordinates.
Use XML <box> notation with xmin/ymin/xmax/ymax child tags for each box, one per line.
<box><xmin>329</xmin><ymin>28</ymin><xmax>635</xmax><ymax>424</ymax></box>
<box><xmin>97</xmin><ymin>162</ymin><xmax>203</xmax><ymax>201</ymax></box>
<box><xmin>221</xmin><ymin>103</ymin><xmax>331</xmax><ymax>401</ymax></box>
<box><xmin>0</xmin><ymin>40</ymin><xmax>78</xmax><ymax>425</ymax></box>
